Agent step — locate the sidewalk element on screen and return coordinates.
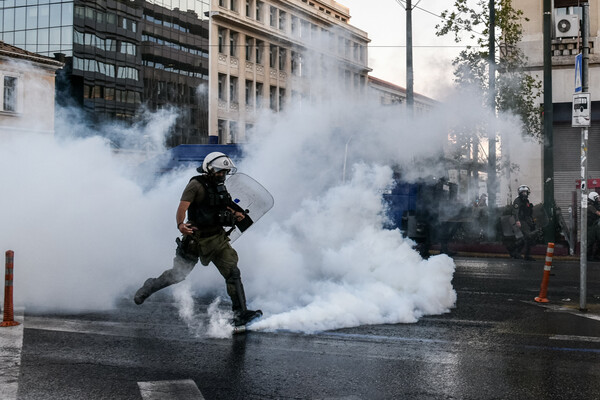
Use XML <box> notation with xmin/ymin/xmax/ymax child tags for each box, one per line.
<box><xmin>435</xmin><ymin>241</ymin><xmax>579</xmax><ymax>260</ymax></box>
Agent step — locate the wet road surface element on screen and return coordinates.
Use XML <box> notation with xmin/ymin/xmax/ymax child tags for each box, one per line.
<box><xmin>3</xmin><ymin>257</ymin><xmax>600</xmax><ymax>399</ymax></box>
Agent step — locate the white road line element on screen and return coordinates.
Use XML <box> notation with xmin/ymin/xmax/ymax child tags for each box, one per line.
<box><xmin>138</xmin><ymin>379</ymin><xmax>205</xmax><ymax>400</ymax></box>
<box><xmin>0</xmin><ymin>308</ymin><xmax>24</xmax><ymax>400</ymax></box>
<box><xmin>523</xmin><ymin>300</ymin><xmax>600</xmax><ymax>322</ymax></box>
<box><xmin>550</xmin><ymin>335</ymin><xmax>600</xmax><ymax>343</ymax></box>
<box><xmin>24</xmin><ymin>316</ymin><xmax>188</xmax><ymax>339</ymax></box>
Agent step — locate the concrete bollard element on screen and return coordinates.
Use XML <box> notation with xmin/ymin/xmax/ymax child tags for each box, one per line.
<box><xmin>1</xmin><ymin>250</ymin><xmax>20</xmax><ymax>327</ymax></box>
<box><xmin>534</xmin><ymin>243</ymin><xmax>555</xmax><ymax>303</ymax></box>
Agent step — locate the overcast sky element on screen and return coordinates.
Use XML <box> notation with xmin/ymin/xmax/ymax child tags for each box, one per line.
<box><xmin>341</xmin><ymin>0</ymin><xmax>480</xmax><ymax>100</ymax></box>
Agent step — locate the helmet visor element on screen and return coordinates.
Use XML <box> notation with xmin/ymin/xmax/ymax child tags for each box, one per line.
<box><xmin>209</xmin><ymin>155</ymin><xmax>237</xmax><ymax>174</ymax></box>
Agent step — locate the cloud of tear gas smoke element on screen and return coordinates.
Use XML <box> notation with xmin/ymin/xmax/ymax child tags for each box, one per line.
<box><xmin>0</xmin><ymin>46</ymin><xmax>530</xmax><ymax>336</ymax></box>
<box><xmin>231</xmin><ymin>92</ymin><xmax>465</xmax><ymax>333</ymax></box>
<box><xmin>0</xmin><ymin>116</ymin><xmax>193</xmax><ymax>311</ymax></box>
<box><xmin>173</xmin><ymin>284</ymin><xmax>232</xmax><ymax>338</ymax></box>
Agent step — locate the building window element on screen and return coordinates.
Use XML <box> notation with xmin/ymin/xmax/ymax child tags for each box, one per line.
<box><xmin>279</xmin><ymin>88</ymin><xmax>285</xmax><ymax>110</ymax></box>
<box><xmin>3</xmin><ymin>76</ymin><xmax>18</xmax><ymax>112</ymax></box>
<box><xmin>231</xmin><ymin>0</ymin><xmax>238</xmax><ymax>12</ymax></box>
<box><xmin>245</xmin><ymin>80</ymin><xmax>254</xmax><ymax>105</ymax></box>
<box><xmin>230</xmin><ymin>76</ymin><xmax>238</xmax><ymax>103</ymax></box>
<box><xmin>245</xmin><ymin>36</ymin><xmax>253</xmax><ymax>62</ymax></box>
<box><xmin>73</xmin><ymin>57</ymin><xmax>116</xmax><ymax>78</ymax></box>
<box><xmin>300</xmin><ymin>19</ymin><xmax>310</xmax><ymax>39</ymax></box>
<box><xmin>218</xmin><ymin>74</ymin><xmax>227</xmax><ymax>100</ymax></box>
<box><xmin>230</xmin><ymin>31</ymin><xmax>238</xmax><ymax>57</ymax></box>
<box><xmin>256</xmin><ymin>40</ymin><xmax>264</xmax><ymax>64</ymax></box>
<box><xmin>256</xmin><ymin>1</ymin><xmax>263</xmax><ymax>22</ymax></box>
<box><xmin>119</xmin><ymin>41</ymin><xmax>136</xmax><ymax>56</ymax></box>
<box><xmin>344</xmin><ymin>70</ymin><xmax>351</xmax><ymax>87</ymax></box>
<box><xmin>105</xmin><ymin>87</ymin><xmax>115</xmax><ymax>101</ymax></box>
<box><xmin>279</xmin><ymin>48</ymin><xmax>286</xmax><ymax>70</ymax></box>
<box><xmin>291</xmin><ymin>51</ymin><xmax>302</xmax><ymax>76</ymax></box>
<box><xmin>219</xmin><ymin>0</ymin><xmax>226</xmax><ymax>7</ymax></box>
<box><xmin>291</xmin><ymin>16</ymin><xmax>299</xmax><ymax>36</ymax></box>
<box><xmin>279</xmin><ymin>11</ymin><xmax>286</xmax><ymax>31</ymax></box>
<box><xmin>218</xmin><ymin>119</ymin><xmax>226</xmax><ymax>142</ymax></box>
<box><xmin>269</xmin><ymin>85</ymin><xmax>277</xmax><ymax>111</ymax></box>
<box><xmin>269</xmin><ymin>44</ymin><xmax>277</xmax><ymax>68</ymax></box>
<box><xmin>92</xmin><ymin>85</ymin><xmax>104</xmax><ymax>99</ymax></box>
<box><xmin>246</xmin><ymin>0</ymin><xmax>252</xmax><ymax>17</ymax></box>
<box><xmin>328</xmin><ymin>32</ymin><xmax>336</xmax><ymax>52</ymax></box>
<box><xmin>229</xmin><ymin>121</ymin><xmax>238</xmax><ymax>143</ymax></box>
<box><xmin>269</xmin><ymin>6</ymin><xmax>277</xmax><ymax>27</ymax></box>
<box><xmin>256</xmin><ymin>82</ymin><xmax>263</xmax><ymax>107</ymax></box>
<box><xmin>218</xmin><ymin>28</ymin><xmax>226</xmax><ymax>53</ymax></box>
<box><xmin>117</xmin><ymin>66</ymin><xmax>139</xmax><ymax>81</ymax></box>
<box><xmin>118</xmin><ymin>16</ymin><xmax>136</xmax><ymax>32</ymax></box>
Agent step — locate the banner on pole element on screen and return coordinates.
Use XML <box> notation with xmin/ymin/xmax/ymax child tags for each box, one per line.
<box><xmin>572</xmin><ymin>92</ymin><xmax>591</xmax><ymax>127</ymax></box>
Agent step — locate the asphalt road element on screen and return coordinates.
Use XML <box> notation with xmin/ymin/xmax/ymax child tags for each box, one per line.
<box><xmin>2</xmin><ymin>257</ymin><xmax>600</xmax><ymax>400</ymax></box>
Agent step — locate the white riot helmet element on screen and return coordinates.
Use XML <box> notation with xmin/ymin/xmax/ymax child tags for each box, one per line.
<box><xmin>589</xmin><ymin>191</ymin><xmax>599</xmax><ymax>202</ymax></box>
<box><xmin>518</xmin><ymin>185</ymin><xmax>530</xmax><ymax>196</ymax></box>
<box><xmin>200</xmin><ymin>152</ymin><xmax>237</xmax><ymax>175</ymax></box>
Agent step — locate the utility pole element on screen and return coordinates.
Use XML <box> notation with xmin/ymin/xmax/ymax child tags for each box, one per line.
<box><xmin>543</xmin><ymin>0</ymin><xmax>555</xmax><ymax>243</ymax></box>
<box><xmin>405</xmin><ymin>0</ymin><xmax>414</xmax><ymax>115</ymax></box>
<box><xmin>487</xmin><ymin>0</ymin><xmax>497</xmax><ymax>231</ymax></box>
<box><xmin>579</xmin><ymin>2</ymin><xmax>590</xmax><ymax>311</ymax></box>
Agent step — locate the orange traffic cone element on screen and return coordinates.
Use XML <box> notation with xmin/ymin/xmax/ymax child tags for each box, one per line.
<box><xmin>1</xmin><ymin>250</ymin><xmax>20</xmax><ymax>327</ymax></box>
<box><xmin>534</xmin><ymin>243</ymin><xmax>555</xmax><ymax>303</ymax></box>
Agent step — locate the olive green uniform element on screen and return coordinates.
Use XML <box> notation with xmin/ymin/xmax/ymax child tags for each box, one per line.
<box><xmin>134</xmin><ymin>177</ymin><xmax>249</xmax><ymax>314</ymax></box>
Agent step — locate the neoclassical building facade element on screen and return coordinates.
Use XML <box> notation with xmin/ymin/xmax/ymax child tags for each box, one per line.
<box><xmin>0</xmin><ymin>42</ymin><xmax>63</xmax><ymax>136</ymax></box>
<box><xmin>207</xmin><ymin>0</ymin><xmax>370</xmax><ymax>143</ymax></box>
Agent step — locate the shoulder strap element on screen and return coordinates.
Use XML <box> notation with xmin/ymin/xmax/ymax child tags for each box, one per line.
<box><xmin>190</xmin><ymin>175</ymin><xmax>208</xmax><ymax>188</ymax></box>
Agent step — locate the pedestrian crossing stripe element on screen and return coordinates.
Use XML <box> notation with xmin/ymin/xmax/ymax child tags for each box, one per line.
<box><xmin>138</xmin><ymin>380</ymin><xmax>205</xmax><ymax>400</ymax></box>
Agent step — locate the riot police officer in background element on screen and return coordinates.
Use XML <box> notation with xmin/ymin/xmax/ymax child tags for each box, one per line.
<box><xmin>509</xmin><ymin>185</ymin><xmax>536</xmax><ymax>261</ymax></box>
<box><xmin>133</xmin><ymin>152</ymin><xmax>261</xmax><ymax>327</ymax></box>
<box><xmin>587</xmin><ymin>191</ymin><xmax>600</xmax><ymax>261</ymax></box>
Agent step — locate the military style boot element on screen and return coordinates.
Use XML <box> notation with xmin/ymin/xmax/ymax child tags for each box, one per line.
<box><xmin>133</xmin><ymin>273</ymin><xmax>173</xmax><ymax>305</ymax></box>
<box><xmin>229</xmin><ymin>278</ymin><xmax>262</xmax><ymax>326</ymax></box>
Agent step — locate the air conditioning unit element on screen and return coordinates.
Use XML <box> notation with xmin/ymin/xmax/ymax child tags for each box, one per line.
<box><xmin>555</xmin><ymin>13</ymin><xmax>579</xmax><ymax>38</ymax></box>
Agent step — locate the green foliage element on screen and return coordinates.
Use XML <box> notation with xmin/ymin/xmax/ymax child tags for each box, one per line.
<box><xmin>436</xmin><ymin>0</ymin><xmax>543</xmax><ymax>141</ymax></box>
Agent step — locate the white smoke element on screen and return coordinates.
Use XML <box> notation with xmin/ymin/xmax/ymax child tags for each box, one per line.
<box><xmin>0</xmin><ymin>56</ymin><xmax>532</xmax><ymax>336</ymax></box>
<box><xmin>229</xmin><ymin>95</ymin><xmax>459</xmax><ymax>333</ymax></box>
<box><xmin>173</xmin><ymin>284</ymin><xmax>232</xmax><ymax>338</ymax></box>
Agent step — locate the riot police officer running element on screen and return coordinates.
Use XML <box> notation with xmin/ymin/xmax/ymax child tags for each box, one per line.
<box><xmin>509</xmin><ymin>185</ymin><xmax>536</xmax><ymax>261</ymax></box>
<box><xmin>133</xmin><ymin>152</ymin><xmax>261</xmax><ymax>327</ymax></box>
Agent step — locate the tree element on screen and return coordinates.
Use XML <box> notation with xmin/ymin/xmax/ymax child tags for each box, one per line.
<box><xmin>436</xmin><ymin>0</ymin><xmax>543</xmax><ymax>140</ymax></box>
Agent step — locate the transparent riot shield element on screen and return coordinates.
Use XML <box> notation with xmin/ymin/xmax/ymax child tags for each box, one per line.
<box><xmin>225</xmin><ymin>173</ymin><xmax>274</xmax><ymax>242</ymax></box>
<box><xmin>500</xmin><ymin>203</ymin><xmax>549</xmax><ymax>239</ymax></box>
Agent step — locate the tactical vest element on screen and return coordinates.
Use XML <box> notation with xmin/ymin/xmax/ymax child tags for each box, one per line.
<box><xmin>187</xmin><ymin>175</ymin><xmax>235</xmax><ymax>228</ymax></box>
<box><xmin>513</xmin><ymin>196</ymin><xmax>534</xmax><ymax>226</ymax></box>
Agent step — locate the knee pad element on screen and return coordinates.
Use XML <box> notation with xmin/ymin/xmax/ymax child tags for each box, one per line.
<box><xmin>225</xmin><ymin>266</ymin><xmax>241</xmax><ymax>285</ymax></box>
